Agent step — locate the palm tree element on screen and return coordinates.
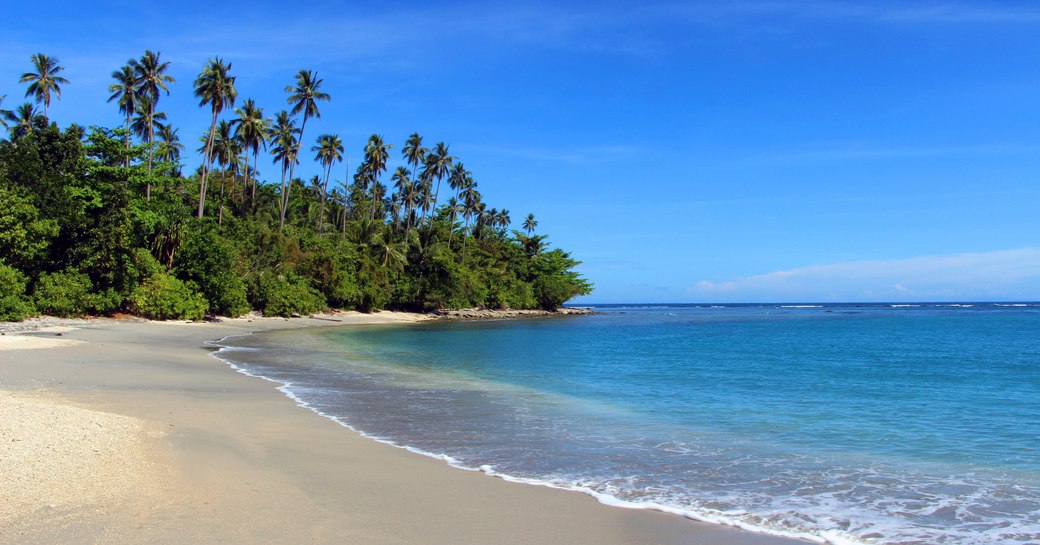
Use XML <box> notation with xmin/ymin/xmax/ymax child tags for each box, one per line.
<box><xmin>131</xmin><ymin>50</ymin><xmax>175</xmax><ymax>176</ymax></box>
<box><xmin>3</xmin><ymin>103</ymin><xmax>44</xmax><ymax>140</ymax></box>
<box><xmin>402</xmin><ymin>132</ymin><xmax>426</xmax><ymax>187</ymax></box>
<box><xmin>130</xmin><ymin>95</ymin><xmax>167</xmax><ymax>200</ymax></box>
<box><xmin>20</xmin><ymin>53</ymin><xmax>69</xmax><ymax>119</ymax></box>
<box><xmin>523</xmin><ymin>213</ymin><xmax>538</xmax><ymax>234</ymax></box>
<box><xmin>270</xmin><ymin>110</ymin><xmax>299</xmax><ymax>229</ymax></box>
<box><xmin>390</xmin><ymin>166</ymin><xmax>412</xmax><ymax>236</ymax></box>
<box><xmin>312</xmin><ymin>133</ymin><xmax>344</xmax><ymax>232</ymax></box>
<box><xmin>460</xmin><ymin>179</ymin><xmax>481</xmax><ymax>265</ymax></box>
<box><xmin>446</xmin><ymin>162</ymin><xmax>470</xmax><ymax>243</ymax></box>
<box><xmin>107</xmin><ymin>64</ymin><xmax>138</xmax><ymax>165</ymax></box>
<box><xmin>284</xmin><ymin>69</ymin><xmax>330</xmax><ymax>199</ymax></box>
<box><xmin>232</xmin><ymin>99</ymin><xmax>270</xmax><ymax>214</ymax></box>
<box><xmin>363</xmin><ymin>134</ymin><xmax>392</xmax><ymax>220</ymax></box>
<box><xmin>423</xmin><ymin>142</ymin><xmax>454</xmax><ymax>220</ymax></box>
<box><xmin>211</xmin><ymin>120</ymin><xmax>241</xmax><ymax>225</ymax></box>
<box><xmin>193</xmin><ymin>57</ymin><xmax>237</xmax><ymax>218</ymax></box>
<box><xmin>156</xmin><ymin>125</ymin><xmax>184</xmax><ymax>176</ymax></box>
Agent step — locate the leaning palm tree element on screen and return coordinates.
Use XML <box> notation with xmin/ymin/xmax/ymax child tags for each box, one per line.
<box><xmin>20</xmin><ymin>53</ymin><xmax>69</xmax><ymax>119</ymax></box>
<box><xmin>156</xmin><ymin>124</ymin><xmax>184</xmax><ymax>176</ymax></box>
<box><xmin>523</xmin><ymin>213</ymin><xmax>538</xmax><ymax>234</ymax></box>
<box><xmin>312</xmin><ymin>133</ymin><xmax>344</xmax><ymax>232</ymax></box>
<box><xmin>193</xmin><ymin>57</ymin><xmax>237</xmax><ymax>218</ymax></box>
<box><xmin>130</xmin><ymin>96</ymin><xmax>167</xmax><ymax>200</ymax></box>
<box><xmin>269</xmin><ymin>110</ymin><xmax>299</xmax><ymax>229</ymax></box>
<box><xmin>231</xmin><ymin>98</ymin><xmax>270</xmax><ymax>214</ymax></box>
<box><xmin>284</xmin><ymin>69</ymin><xmax>329</xmax><ymax>199</ymax></box>
<box><xmin>107</xmin><ymin>64</ymin><xmax>138</xmax><ymax>165</ymax></box>
<box><xmin>131</xmin><ymin>50</ymin><xmax>175</xmax><ymax>176</ymax></box>
<box><xmin>3</xmin><ymin>103</ymin><xmax>44</xmax><ymax>141</ymax></box>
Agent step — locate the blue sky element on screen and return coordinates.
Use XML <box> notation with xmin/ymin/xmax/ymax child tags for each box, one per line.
<box><xmin>3</xmin><ymin>1</ymin><xmax>1040</xmax><ymax>302</ymax></box>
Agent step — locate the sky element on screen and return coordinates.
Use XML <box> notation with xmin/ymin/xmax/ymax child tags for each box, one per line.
<box><xmin>2</xmin><ymin>0</ymin><xmax>1040</xmax><ymax>303</ymax></box>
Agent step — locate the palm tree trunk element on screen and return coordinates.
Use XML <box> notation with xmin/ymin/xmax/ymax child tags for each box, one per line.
<box><xmin>278</xmin><ymin>163</ymin><xmax>289</xmax><ymax>229</ymax></box>
<box><xmin>218</xmin><ymin>168</ymin><xmax>225</xmax><ymax>226</ymax></box>
<box><xmin>317</xmin><ymin>164</ymin><xmax>329</xmax><ymax>233</ymax></box>
<box><xmin>124</xmin><ymin>115</ymin><xmax>131</xmax><ymax>169</ymax></box>
<box><xmin>462</xmin><ymin>216</ymin><xmax>470</xmax><ymax>266</ymax></box>
<box><xmin>341</xmin><ymin>154</ymin><xmax>349</xmax><ymax>235</ymax></box>
<box><xmin>283</xmin><ymin>113</ymin><xmax>310</xmax><ymax>222</ymax></box>
<box><xmin>251</xmin><ymin>148</ymin><xmax>259</xmax><ymax>213</ymax></box>
<box><xmin>198</xmin><ymin>111</ymin><xmax>218</xmax><ymax>218</ymax></box>
<box><xmin>146</xmin><ymin>121</ymin><xmax>155</xmax><ymax>201</ymax></box>
<box><xmin>241</xmin><ymin>150</ymin><xmax>250</xmax><ymax>218</ymax></box>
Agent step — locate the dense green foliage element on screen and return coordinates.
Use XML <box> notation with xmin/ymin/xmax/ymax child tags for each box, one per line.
<box><xmin>0</xmin><ymin>52</ymin><xmax>592</xmax><ymax>321</ymax></box>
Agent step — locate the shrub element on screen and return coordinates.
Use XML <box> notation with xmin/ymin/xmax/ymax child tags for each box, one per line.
<box><xmin>0</xmin><ymin>264</ymin><xmax>35</xmax><ymax>321</ymax></box>
<box><xmin>175</xmin><ymin>226</ymin><xmax>250</xmax><ymax>317</ymax></box>
<box><xmin>33</xmin><ymin>270</ymin><xmax>94</xmax><ymax>317</ymax></box>
<box><xmin>129</xmin><ymin>273</ymin><xmax>208</xmax><ymax>320</ymax></box>
<box><xmin>252</xmin><ymin>272</ymin><xmax>326</xmax><ymax>317</ymax></box>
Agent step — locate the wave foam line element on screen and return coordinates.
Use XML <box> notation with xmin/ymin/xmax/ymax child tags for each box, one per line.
<box><xmin>205</xmin><ymin>334</ymin><xmax>868</xmax><ymax>545</ymax></box>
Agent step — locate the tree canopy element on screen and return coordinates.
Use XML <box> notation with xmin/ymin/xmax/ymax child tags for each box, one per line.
<box><xmin>0</xmin><ymin>51</ymin><xmax>592</xmax><ymax>321</ymax></box>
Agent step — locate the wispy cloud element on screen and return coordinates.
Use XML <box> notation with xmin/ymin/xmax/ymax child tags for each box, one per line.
<box><xmin>690</xmin><ymin>248</ymin><xmax>1040</xmax><ymax>302</ymax></box>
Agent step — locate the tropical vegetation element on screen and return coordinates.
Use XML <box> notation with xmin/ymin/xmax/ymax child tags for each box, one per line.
<box><xmin>0</xmin><ymin>52</ymin><xmax>592</xmax><ymax>320</ymax></box>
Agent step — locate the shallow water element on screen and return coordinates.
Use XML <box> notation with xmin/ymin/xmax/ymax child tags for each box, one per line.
<box><xmin>217</xmin><ymin>304</ymin><xmax>1040</xmax><ymax>544</ymax></box>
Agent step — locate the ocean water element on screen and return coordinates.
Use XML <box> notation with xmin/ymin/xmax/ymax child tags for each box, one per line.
<box><xmin>215</xmin><ymin>304</ymin><xmax>1040</xmax><ymax>545</ymax></box>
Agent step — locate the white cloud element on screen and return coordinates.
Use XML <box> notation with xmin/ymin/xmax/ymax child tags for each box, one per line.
<box><xmin>689</xmin><ymin>248</ymin><xmax>1040</xmax><ymax>302</ymax></box>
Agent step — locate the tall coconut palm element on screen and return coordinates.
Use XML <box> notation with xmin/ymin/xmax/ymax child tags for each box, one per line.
<box><xmin>363</xmin><ymin>134</ymin><xmax>392</xmax><ymax>220</ymax></box>
<box><xmin>269</xmin><ymin>111</ymin><xmax>299</xmax><ymax>229</ymax></box>
<box><xmin>312</xmin><ymin>133</ymin><xmax>344</xmax><ymax>232</ymax></box>
<box><xmin>193</xmin><ymin>57</ymin><xmax>237</xmax><ymax>218</ymax></box>
<box><xmin>211</xmin><ymin>120</ymin><xmax>241</xmax><ymax>225</ymax></box>
<box><xmin>3</xmin><ymin>103</ymin><xmax>44</xmax><ymax>140</ymax></box>
<box><xmin>340</xmin><ymin>153</ymin><xmax>351</xmax><ymax>235</ymax></box>
<box><xmin>460</xmin><ymin>179</ymin><xmax>481</xmax><ymax>265</ymax></box>
<box><xmin>402</xmin><ymin>132</ymin><xmax>426</xmax><ymax>186</ymax></box>
<box><xmin>390</xmin><ymin>166</ymin><xmax>412</xmax><ymax>236</ymax></box>
<box><xmin>156</xmin><ymin>125</ymin><xmax>183</xmax><ymax>176</ymax></box>
<box><xmin>107</xmin><ymin>64</ymin><xmax>138</xmax><ymax>165</ymax></box>
<box><xmin>446</xmin><ymin>162</ymin><xmax>470</xmax><ymax>243</ymax></box>
<box><xmin>423</xmin><ymin>141</ymin><xmax>454</xmax><ymax>220</ymax></box>
<box><xmin>131</xmin><ymin>50</ymin><xmax>175</xmax><ymax>176</ymax></box>
<box><xmin>130</xmin><ymin>95</ymin><xmax>167</xmax><ymax>200</ymax></box>
<box><xmin>19</xmin><ymin>53</ymin><xmax>69</xmax><ymax>119</ymax></box>
<box><xmin>232</xmin><ymin>98</ymin><xmax>269</xmax><ymax>214</ymax></box>
<box><xmin>284</xmin><ymin>69</ymin><xmax>329</xmax><ymax>197</ymax></box>
<box><xmin>523</xmin><ymin>213</ymin><xmax>538</xmax><ymax>234</ymax></box>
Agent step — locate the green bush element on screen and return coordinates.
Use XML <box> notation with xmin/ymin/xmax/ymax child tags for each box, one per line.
<box><xmin>175</xmin><ymin>226</ymin><xmax>250</xmax><ymax>317</ymax></box>
<box><xmin>0</xmin><ymin>264</ymin><xmax>35</xmax><ymax>321</ymax></box>
<box><xmin>128</xmin><ymin>273</ymin><xmax>208</xmax><ymax>321</ymax></box>
<box><xmin>253</xmin><ymin>272</ymin><xmax>326</xmax><ymax>317</ymax></box>
<box><xmin>33</xmin><ymin>270</ymin><xmax>94</xmax><ymax>317</ymax></box>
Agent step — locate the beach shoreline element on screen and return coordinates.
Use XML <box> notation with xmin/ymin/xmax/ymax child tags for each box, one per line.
<box><xmin>0</xmin><ymin>313</ymin><xmax>806</xmax><ymax>545</ymax></box>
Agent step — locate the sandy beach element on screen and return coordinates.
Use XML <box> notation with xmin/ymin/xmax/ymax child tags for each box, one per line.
<box><xmin>0</xmin><ymin>313</ymin><xmax>807</xmax><ymax>545</ymax></box>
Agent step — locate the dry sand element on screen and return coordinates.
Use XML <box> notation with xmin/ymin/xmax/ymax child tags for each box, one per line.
<box><xmin>0</xmin><ymin>313</ymin><xmax>808</xmax><ymax>545</ymax></box>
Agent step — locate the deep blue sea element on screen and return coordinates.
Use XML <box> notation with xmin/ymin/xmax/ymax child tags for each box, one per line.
<box><xmin>216</xmin><ymin>303</ymin><xmax>1040</xmax><ymax>545</ymax></box>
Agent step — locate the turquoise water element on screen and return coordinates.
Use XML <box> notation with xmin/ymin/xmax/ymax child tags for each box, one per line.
<box><xmin>217</xmin><ymin>304</ymin><xmax>1040</xmax><ymax>544</ymax></box>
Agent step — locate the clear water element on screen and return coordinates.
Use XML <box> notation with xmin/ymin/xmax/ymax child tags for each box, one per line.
<box><xmin>216</xmin><ymin>304</ymin><xmax>1040</xmax><ymax>544</ymax></box>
